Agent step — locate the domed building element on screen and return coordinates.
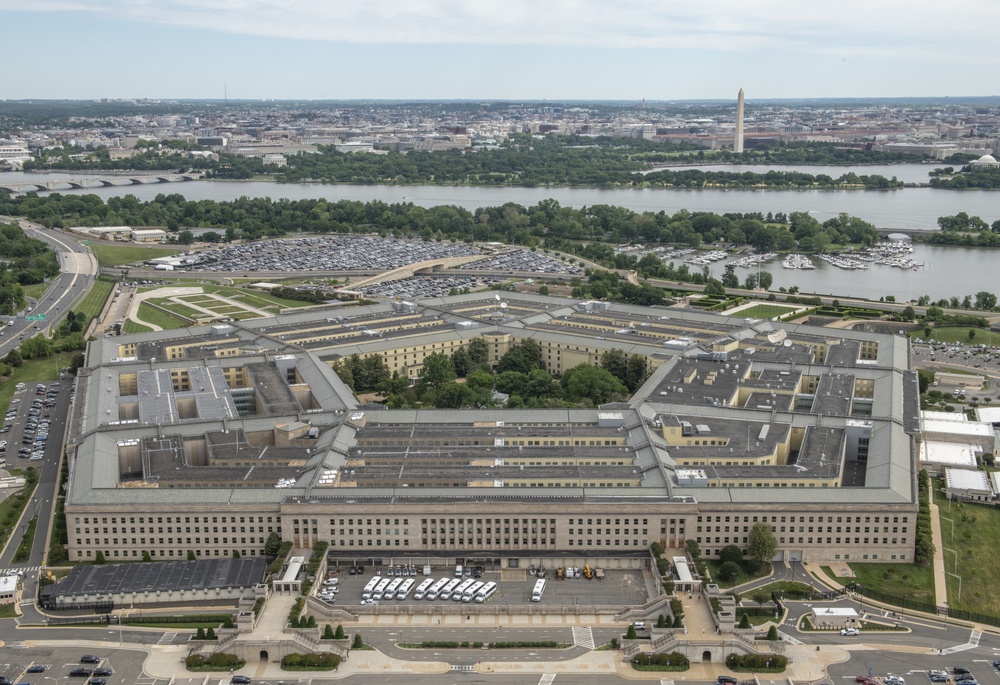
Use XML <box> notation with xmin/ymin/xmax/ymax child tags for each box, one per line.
<box><xmin>971</xmin><ymin>154</ymin><xmax>999</xmax><ymax>168</ymax></box>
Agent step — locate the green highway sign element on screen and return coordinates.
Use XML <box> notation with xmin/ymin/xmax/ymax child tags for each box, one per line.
<box><xmin>25</xmin><ymin>313</ymin><xmax>45</xmax><ymax>321</ymax></box>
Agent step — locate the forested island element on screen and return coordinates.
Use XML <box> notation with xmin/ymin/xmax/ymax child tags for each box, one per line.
<box><xmin>928</xmin><ymin>166</ymin><xmax>1000</xmax><ymax>189</ymax></box>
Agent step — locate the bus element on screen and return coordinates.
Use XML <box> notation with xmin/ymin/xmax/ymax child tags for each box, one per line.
<box><xmin>438</xmin><ymin>578</ymin><xmax>462</xmax><ymax>600</ymax></box>
<box><xmin>474</xmin><ymin>581</ymin><xmax>497</xmax><ymax>603</ymax></box>
<box><xmin>452</xmin><ymin>579</ymin><xmax>475</xmax><ymax>601</ymax></box>
<box><xmin>413</xmin><ymin>578</ymin><xmax>435</xmax><ymax>600</ymax></box>
<box><xmin>362</xmin><ymin>577</ymin><xmax>380</xmax><ymax>600</ymax></box>
<box><xmin>396</xmin><ymin>578</ymin><xmax>415</xmax><ymax>600</ymax></box>
<box><xmin>462</xmin><ymin>580</ymin><xmax>484</xmax><ymax>602</ymax></box>
<box><xmin>383</xmin><ymin>578</ymin><xmax>403</xmax><ymax>599</ymax></box>
<box><xmin>425</xmin><ymin>578</ymin><xmax>449</xmax><ymax>600</ymax></box>
<box><xmin>372</xmin><ymin>577</ymin><xmax>391</xmax><ymax>601</ymax></box>
<box><xmin>531</xmin><ymin>578</ymin><xmax>546</xmax><ymax>602</ymax></box>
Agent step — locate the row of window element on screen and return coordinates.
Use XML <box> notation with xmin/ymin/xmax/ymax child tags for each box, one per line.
<box><xmin>697</xmin><ymin>514</ymin><xmax>908</xmax><ymax>524</ymax></box>
<box><xmin>76</xmin><ymin>515</ymin><xmax>276</xmax><ymax>525</ymax></box>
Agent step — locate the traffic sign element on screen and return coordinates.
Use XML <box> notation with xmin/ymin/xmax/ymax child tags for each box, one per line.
<box><xmin>25</xmin><ymin>314</ymin><xmax>45</xmax><ymax>322</ymax></box>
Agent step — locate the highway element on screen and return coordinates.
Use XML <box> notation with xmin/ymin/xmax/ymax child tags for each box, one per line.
<box><xmin>0</xmin><ymin>217</ymin><xmax>98</xmax><ymax>359</ymax></box>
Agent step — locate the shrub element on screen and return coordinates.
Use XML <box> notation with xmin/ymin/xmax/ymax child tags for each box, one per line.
<box><xmin>632</xmin><ymin>651</ymin><xmax>690</xmax><ymax>671</ymax></box>
<box><xmin>322</xmin><ymin>624</ymin><xmax>335</xmax><ymax>640</ymax></box>
<box><xmin>185</xmin><ymin>653</ymin><xmax>244</xmax><ymax>671</ymax></box>
<box><xmin>726</xmin><ymin>653</ymin><xmax>787</xmax><ymax>672</ymax></box>
<box><xmin>626</xmin><ymin>624</ymin><xmax>637</xmax><ymax>640</ymax></box>
<box><xmin>352</xmin><ymin>634</ymin><xmax>363</xmax><ymax>649</ymax></box>
<box><xmin>739</xmin><ymin>613</ymin><xmax>751</xmax><ymax>629</ymax></box>
<box><xmin>766</xmin><ymin>625</ymin><xmax>779</xmax><ymax>640</ymax></box>
<box><xmin>280</xmin><ymin>653</ymin><xmax>341</xmax><ymax>671</ymax></box>
<box><xmin>335</xmin><ymin>624</ymin><xmax>345</xmax><ymax>639</ymax></box>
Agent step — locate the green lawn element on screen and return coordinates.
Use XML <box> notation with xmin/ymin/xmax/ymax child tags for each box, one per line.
<box><xmin>0</xmin><ymin>353</ymin><xmax>75</xmax><ymax>410</ymax></box>
<box><xmin>199</xmin><ymin>285</ymin><xmax>314</xmax><ymax>311</ymax></box>
<box><xmin>734</xmin><ymin>304</ymin><xmax>799</xmax><ymax>319</ymax></box>
<box><xmin>74</xmin><ymin>278</ymin><xmax>115</xmax><ymax>323</ymax></box>
<box><xmin>823</xmin><ymin>562</ymin><xmax>935</xmax><ymax>605</ymax></box>
<box><xmin>917</xmin><ymin>327</ymin><xmax>995</xmax><ymax>344</ymax></box>
<box><xmin>154</xmin><ymin>301</ymin><xmax>205</xmax><ymax>319</ymax></box>
<box><xmin>933</xmin><ymin>482</ymin><xmax>1000</xmax><ymax>615</ymax></box>
<box><xmin>122</xmin><ymin>319</ymin><xmax>153</xmax><ymax>334</ymax></box>
<box><xmin>134</xmin><ymin>303</ymin><xmax>190</xmax><ymax>330</ymax></box>
<box><xmin>90</xmin><ymin>244</ymin><xmax>181</xmax><ymax>268</ymax></box>
<box><xmin>21</xmin><ymin>283</ymin><xmax>48</xmax><ymax>300</ymax></box>
<box><xmin>704</xmin><ymin>559</ymin><xmax>770</xmax><ymax>589</ymax></box>
<box><xmin>0</xmin><ymin>603</ymin><xmax>17</xmax><ymax>618</ymax></box>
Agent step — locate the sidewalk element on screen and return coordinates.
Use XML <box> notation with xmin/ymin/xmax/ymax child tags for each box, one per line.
<box><xmin>928</xmin><ymin>498</ymin><xmax>949</xmax><ymax>608</ymax></box>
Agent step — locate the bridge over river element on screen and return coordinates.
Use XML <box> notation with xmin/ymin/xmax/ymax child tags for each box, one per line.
<box><xmin>0</xmin><ymin>173</ymin><xmax>203</xmax><ymax>193</ymax></box>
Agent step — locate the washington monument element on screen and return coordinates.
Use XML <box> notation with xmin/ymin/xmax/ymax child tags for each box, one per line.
<box><xmin>735</xmin><ymin>87</ymin><xmax>745</xmax><ymax>153</ymax></box>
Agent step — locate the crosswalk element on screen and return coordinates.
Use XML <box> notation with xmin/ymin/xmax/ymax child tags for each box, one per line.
<box><xmin>660</xmin><ymin>679</ymin><xmax>675</xmax><ymax>685</ymax></box>
<box><xmin>5</xmin><ymin>641</ymin><xmax>26</xmax><ymax>648</ymax></box>
<box><xmin>572</xmin><ymin>626</ymin><xmax>595</xmax><ymax>650</ymax></box>
<box><xmin>538</xmin><ymin>675</ymin><xmax>557</xmax><ymax>685</ymax></box>
<box><xmin>156</xmin><ymin>632</ymin><xmax>176</xmax><ymax>645</ymax></box>
<box><xmin>450</xmin><ymin>665</ymin><xmax>475</xmax><ymax>672</ymax></box>
<box><xmin>0</xmin><ymin>566</ymin><xmax>40</xmax><ymax>576</ymax></box>
<box><xmin>778</xmin><ymin>630</ymin><xmax>804</xmax><ymax>645</ymax></box>
<box><xmin>942</xmin><ymin>629</ymin><xmax>982</xmax><ymax>655</ymax></box>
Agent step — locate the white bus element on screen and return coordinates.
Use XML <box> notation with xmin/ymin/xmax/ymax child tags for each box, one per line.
<box><xmin>531</xmin><ymin>578</ymin><xmax>546</xmax><ymax>602</ymax></box>
<box><xmin>372</xmin><ymin>577</ymin><xmax>391</xmax><ymax>600</ymax></box>
<box><xmin>474</xmin><ymin>581</ymin><xmax>497</xmax><ymax>603</ymax></box>
<box><xmin>413</xmin><ymin>578</ymin><xmax>435</xmax><ymax>600</ymax></box>
<box><xmin>362</xmin><ymin>577</ymin><xmax>380</xmax><ymax>600</ymax></box>
<box><xmin>383</xmin><ymin>578</ymin><xmax>403</xmax><ymax>599</ymax></box>
<box><xmin>438</xmin><ymin>578</ymin><xmax>462</xmax><ymax>600</ymax></box>
<box><xmin>462</xmin><ymin>581</ymin><xmax>484</xmax><ymax>602</ymax></box>
<box><xmin>396</xmin><ymin>578</ymin><xmax>415</xmax><ymax>600</ymax></box>
<box><xmin>425</xmin><ymin>578</ymin><xmax>449</xmax><ymax>600</ymax></box>
<box><xmin>452</xmin><ymin>579</ymin><xmax>475</xmax><ymax>601</ymax></box>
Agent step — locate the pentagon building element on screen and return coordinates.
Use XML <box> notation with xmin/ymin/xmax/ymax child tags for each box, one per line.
<box><xmin>66</xmin><ymin>292</ymin><xmax>919</xmax><ymax>566</ymax></box>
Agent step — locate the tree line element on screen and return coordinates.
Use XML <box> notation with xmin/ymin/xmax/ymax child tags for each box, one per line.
<box><xmin>0</xmin><ymin>222</ymin><xmax>60</xmax><ymax>315</ymax></box>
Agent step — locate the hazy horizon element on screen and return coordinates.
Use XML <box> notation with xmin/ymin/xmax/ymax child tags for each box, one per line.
<box><xmin>2</xmin><ymin>0</ymin><xmax>999</xmax><ymax>101</ymax></box>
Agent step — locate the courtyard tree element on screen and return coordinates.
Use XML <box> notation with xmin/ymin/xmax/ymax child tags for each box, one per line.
<box><xmin>747</xmin><ymin>523</ymin><xmax>778</xmax><ymax>569</ymax></box>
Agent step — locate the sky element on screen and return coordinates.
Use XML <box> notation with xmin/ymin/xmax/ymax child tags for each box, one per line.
<box><xmin>2</xmin><ymin>0</ymin><xmax>999</xmax><ymax>101</ymax></box>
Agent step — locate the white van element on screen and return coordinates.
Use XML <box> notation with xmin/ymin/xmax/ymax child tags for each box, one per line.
<box><xmin>455</xmin><ymin>564</ymin><xmax>463</xmax><ymax>577</ymax></box>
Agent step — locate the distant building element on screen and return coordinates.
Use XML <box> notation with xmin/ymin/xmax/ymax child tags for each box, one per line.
<box><xmin>734</xmin><ymin>88</ymin><xmax>745</xmax><ymax>153</ymax></box>
<box><xmin>132</xmin><ymin>229</ymin><xmax>167</xmax><ymax>243</ymax></box>
<box><xmin>971</xmin><ymin>154</ymin><xmax>999</xmax><ymax>169</ymax></box>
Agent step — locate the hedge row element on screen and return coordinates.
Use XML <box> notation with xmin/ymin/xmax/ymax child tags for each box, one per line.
<box><xmin>726</xmin><ymin>653</ymin><xmax>787</xmax><ymax>672</ymax></box>
<box><xmin>280</xmin><ymin>653</ymin><xmax>341</xmax><ymax>670</ymax></box>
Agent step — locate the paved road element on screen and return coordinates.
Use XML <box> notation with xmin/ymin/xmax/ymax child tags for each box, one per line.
<box><xmin>0</xmin><ymin>219</ymin><xmax>97</xmax><ymax>358</ymax></box>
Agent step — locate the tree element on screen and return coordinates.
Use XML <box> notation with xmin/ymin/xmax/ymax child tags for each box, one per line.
<box><xmin>747</xmin><ymin>523</ymin><xmax>778</xmax><ymax>568</ymax></box>
<box><xmin>142</xmin><ymin>550</ymin><xmax>152</xmax><ymax>562</ymax></box>
<box><xmin>758</xmin><ymin>270</ymin><xmax>773</xmax><ymax>291</ymax></box>
<box><xmin>626</xmin><ymin>624</ymin><xmax>637</xmax><ymax>640</ymax></box>
<box><xmin>561</xmin><ymin>364</ymin><xmax>628</xmax><ymax>405</ymax></box>
<box><xmin>656</xmin><ymin>614</ymin><xmax>667</xmax><ymax>628</ymax></box>
<box><xmin>264</xmin><ymin>531</ymin><xmax>282</xmax><ymax>558</ymax></box>
<box><xmin>419</xmin><ymin>352</ymin><xmax>456</xmax><ymax>388</ymax></box>
<box><xmin>969</xmin><ymin>329</ymin><xmax>977</xmax><ymax>341</ymax></box>
<box><xmin>718</xmin><ymin>561</ymin><xmax>742</xmax><ymax>581</ymax></box>
<box><xmin>450</xmin><ymin>347</ymin><xmax>472</xmax><ymax>377</ymax></box>
<box><xmin>766</xmin><ymin>625</ymin><xmax>779</xmax><ymax>641</ymax></box>
<box><xmin>738</xmin><ymin>613</ymin><xmax>751</xmax><ymax>629</ymax></box>
<box><xmin>232</xmin><ymin>549</ymin><xmax>241</xmax><ymax>558</ymax></box>
<box><xmin>335</xmin><ymin>624</ymin><xmax>345</xmax><ymax>639</ymax></box>
<box><xmin>352</xmin><ymin>634</ymin><xmax>363</xmax><ymax>649</ymax></box>
<box><xmin>177</xmin><ymin>230</ymin><xmax>195</xmax><ymax>244</ymax></box>
<box><xmin>901</xmin><ymin>306</ymin><xmax>915</xmax><ymax>321</ymax></box>
<box><xmin>94</xmin><ymin>551</ymin><xmax>106</xmax><ymax>564</ymax></box>
<box><xmin>187</xmin><ymin>550</ymin><xmax>196</xmax><ymax>561</ymax></box>
<box><xmin>704</xmin><ymin>279</ymin><xmax>726</xmax><ymax>297</ymax></box>
<box><xmin>538</xmin><ymin>285</ymin><xmax>549</xmax><ymax>296</ymax></box>
<box><xmin>323</xmin><ymin>624</ymin><xmax>335</xmax><ymax>640</ymax></box>
<box><xmin>206</xmin><ymin>626</ymin><xmax>216</xmax><ymax>639</ymax></box>
<box><xmin>196</xmin><ymin>627</ymin><xmax>206</xmax><ymax>640</ymax></box>
<box><xmin>721</xmin><ymin>264</ymin><xmax>739</xmax><ymax>288</ymax></box>
<box><xmin>467</xmin><ymin>337</ymin><xmax>490</xmax><ymax>368</ymax></box>
<box><xmin>924</xmin><ymin>326</ymin><xmax>932</xmax><ymax>339</ymax></box>
<box><xmin>974</xmin><ymin>291</ymin><xmax>997</xmax><ymax>311</ymax></box>
<box><xmin>718</xmin><ymin>544</ymin><xmax>743</xmax><ymax>564</ymax></box>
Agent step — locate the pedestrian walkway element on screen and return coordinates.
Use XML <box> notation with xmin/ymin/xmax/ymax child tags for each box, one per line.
<box><xmin>572</xmin><ymin>626</ymin><xmax>595</xmax><ymax>649</ymax></box>
<box><xmin>928</xmin><ymin>498</ymin><xmax>949</xmax><ymax>609</ymax></box>
<box><xmin>675</xmin><ymin>590</ymin><xmax>718</xmax><ymax>638</ymax></box>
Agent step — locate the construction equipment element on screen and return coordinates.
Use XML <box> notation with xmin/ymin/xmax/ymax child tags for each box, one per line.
<box><xmin>557</xmin><ymin>567</ymin><xmax>565</xmax><ymax>580</ymax></box>
<box><xmin>583</xmin><ymin>564</ymin><xmax>594</xmax><ymax>579</ymax></box>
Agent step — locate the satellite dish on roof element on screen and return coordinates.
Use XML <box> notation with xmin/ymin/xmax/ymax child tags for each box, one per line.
<box><xmin>500</xmin><ymin>302</ymin><xmax>507</xmax><ymax>309</ymax></box>
<box><xmin>783</xmin><ymin>340</ymin><xmax>792</xmax><ymax>347</ymax></box>
<box><xmin>495</xmin><ymin>294</ymin><xmax>501</xmax><ymax>301</ymax></box>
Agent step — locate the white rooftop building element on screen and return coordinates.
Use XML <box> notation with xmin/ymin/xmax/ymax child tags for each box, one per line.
<box><xmin>944</xmin><ymin>467</ymin><xmax>992</xmax><ymax>502</ymax></box>
<box><xmin>919</xmin><ymin>441</ymin><xmax>979</xmax><ymax>475</ymax></box>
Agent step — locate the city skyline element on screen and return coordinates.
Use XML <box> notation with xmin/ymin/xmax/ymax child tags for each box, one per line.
<box><xmin>1</xmin><ymin>0</ymin><xmax>999</xmax><ymax>101</ymax></box>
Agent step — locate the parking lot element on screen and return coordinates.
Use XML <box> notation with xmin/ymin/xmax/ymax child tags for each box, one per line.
<box><xmin>314</xmin><ymin>564</ymin><xmax>650</xmax><ymax>610</ymax></box>
<box><xmin>463</xmin><ymin>250</ymin><xmax>583</xmax><ymax>275</ymax></box>
<box><xmin>2</xmin><ymin>381</ymin><xmax>68</xmax><ymax>468</ymax></box>
<box><xmin>178</xmin><ymin>236</ymin><xmax>481</xmax><ymax>273</ymax></box>
<box><xmin>0</xmin><ymin>651</ymin><xmax>117</xmax><ymax>685</ymax></box>
<box><xmin>360</xmin><ymin>274</ymin><xmax>505</xmax><ymax>300</ymax></box>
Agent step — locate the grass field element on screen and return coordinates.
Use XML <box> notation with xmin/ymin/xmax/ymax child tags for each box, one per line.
<box><xmin>932</xmin><ymin>482</ymin><xmax>1000</xmax><ymax>615</ymax></box>
<box><xmin>733</xmin><ymin>304</ymin><xmax>798</xmax><ymax>319</ymax></box>
<box><xmin>0</xmin><ymin>353</ymin><xmax>75</xmax><ymax>410</ymax></box>
<box><xmin>199</xmin><ymin>285</ymin><xmax>314</xmax><ymax>312</ymax></box>
<box><xmin>74</xmin><ymin>279</ymin><xmax>115</xmax><ymax>323</ymax></box>
<box><xmin>822</xmin><ymin>562</ymin><xmax>936</xmax><ymax>605</ymax></box>
<box><xmin>704</xmin><ymin>559</ymin><xmax>770</xmax><ymax>589</ymax></box>
<box><xmin>122</xmin><ymin>319</ymin><xmax>153</xmax><ymax>334</ymax></box>
<box><xmin>90</xmin><ymin>243</ymin><xmax>181</xmax><ymax>268</ymax></box>
<box><xmin>914</xmin><ymin>327</ymin><xmax>995</xmax><ymax>344</ymax></box>
<box><xmin>134</xmin><ymin>303</ymin><xmax>190</xmax><ymax>330</ymax></box>
<box><xmin>21</xmin><ymin>283</ymin><xmax>48</xmax><ymax>300</ymax></box>
<box><xmin>151</xmin><ymin>300</ymin><xmax>204</xmax><ymax>319</ymax></box>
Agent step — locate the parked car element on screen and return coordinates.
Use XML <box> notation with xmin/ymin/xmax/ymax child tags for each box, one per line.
<box><xmin>80</xmin><ymin>656</ymin><xmax>100</xmax><ymax>664</ymax></box>
<box><xmin>840</xmin><ymin>628</ymin><xmax>860</xmax><ymax>636</ymax></box>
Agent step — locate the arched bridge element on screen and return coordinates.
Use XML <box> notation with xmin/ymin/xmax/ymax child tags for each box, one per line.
<box><xmin>0</xmin><ymin>173</ymin><xmax>204</xmax><ymax>194</ymax></box>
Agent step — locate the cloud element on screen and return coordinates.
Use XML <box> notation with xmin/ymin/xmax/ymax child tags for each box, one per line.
<box><xmin>2</xmin><ymin>0</ymin><xmax>998</xmax><ymax>60</ymax></box>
